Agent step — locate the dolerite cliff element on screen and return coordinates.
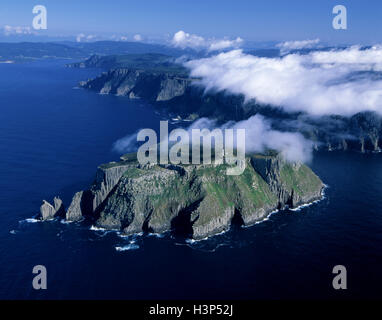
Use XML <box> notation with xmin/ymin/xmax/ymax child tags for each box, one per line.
<box><xmin>39</xmin><ymin>153</ymin><xmax>324</xmax><ymax>240</ymax></box>
<box><xmin>39</xmin><ymin>197</ymin><xmax>65</xmax><ymax>220</ymax></box>
<box><xmin>79</xmin><ymin>67</ymin><xmax>382</xmax><ymax>153</ymax></box>
<box><xmin>79</xmin><ymin>68</ymin><xmax>192</xmax><ymax>102</ymax></box>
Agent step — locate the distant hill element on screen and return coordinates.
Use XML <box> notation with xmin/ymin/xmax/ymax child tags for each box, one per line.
<box><xmin>0</xmin><ymin>40</ymin><xmax>188</xmax><ymax>62</ymax></box>
<box><xmin>68</xmin><ymin>53</ymin><xmax>188</xmax><ymax>74</ymax></box>
<box><xmin>0</xmin><ymin>42</ymin><xmax>85</xmax><ymax>61</ymax></box>
<box><xmin>67</xmin><ymin>40</ymin><xmax>187</xmax><ymax>56</ymax></box>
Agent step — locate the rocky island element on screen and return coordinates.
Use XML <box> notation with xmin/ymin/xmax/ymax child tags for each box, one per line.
<box><xmin>40</xmin><ymin>153</ymin><xmax>324</xmax><ymax>240</ymax></box>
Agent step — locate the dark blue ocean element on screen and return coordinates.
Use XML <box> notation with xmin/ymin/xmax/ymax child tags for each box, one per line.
<box><xmin>0</xmin><ymin>60</ymin><xmax>381</xmax><ymax>300</ymax></box>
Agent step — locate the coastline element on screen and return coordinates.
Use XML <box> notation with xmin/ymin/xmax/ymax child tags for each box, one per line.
<box><xmin>187</xmin><ymin>184</ymin><xmax>328</xmax><ymax>244</ymax></box>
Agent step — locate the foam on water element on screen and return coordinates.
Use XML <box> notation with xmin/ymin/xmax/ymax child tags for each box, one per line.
<box><xmin>19</xmin><ymin>218</ymin><xmax>41</xmax><ymax>224</ymax></box>
<box><xmin>115</xmin><ymin>243</ymin><xmax>140</xmax><ymax>251</ymax></box>
<box><xmin>60</xmin><ymin>219</ymin><xmax>73</xmax><ymax>224</ymax></box>
<box><xmin>89</xmin><ymin>225</ymin><xmax>106</xmax><ymax>231</ymax></box>
<box><xmin>147</xmin><ymin>232</ymin><xmax>165</xmax><ymax>238</ymax></box>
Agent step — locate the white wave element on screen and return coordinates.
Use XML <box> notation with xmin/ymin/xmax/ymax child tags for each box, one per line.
<box><xmin>186</xmin><ymin>235</ymin><xmax>210</xmax><ymax>243</ymax></box>
<box><xmin>289</xmin><ymin>200</ymin><xmax>318</xmax><ymax>212</ymax></box>
<box><xmin>184</xmin><ymin>226</ymin><xmax>232</xmax><ymax>244</ymax></box>
<box><xmin>115</xmin><ymin>244</ymin><xmax>140</xmax><ymax>251</ymax></box>
<box><xmin>147</xmin><ymin>232</ymin><xmax>165</xmax><ymax>238</ymax></box>
<box><xmin>255</xmin><ymin>209</ymin><xmax>279</xmax><ymax>225</ymax></box>
<box><xmin>240</xmin><ymin>209</ymin><xmax>279</xmax><ymax>229</ymax></box>
<box><xmin>89</xmin><ymin>225</ymin><xmax>106</xmax><ymax>231</ymax></box>
<box><xmin>60</xmin><ymin>219</ymin><xmax>73</xmax><ymax>224</ymax></box>
<box><xmin>117</xmin><ymin>231</ymin><xmax>144</xmax><ymax>240</ymax></box>
<box><xmin>9</xmin><ymin>230</ymin><xmax>17</xmax><ymax>234</ymax></box>
<box><xmin>117</xmin><ymin>232</ymin><xmax>130</xmax><ymax>238</ymax></box>
<box><xmin>19</xmin><ymin>218</ymin><xmax>41</xmax><ymax>224</ymax></box>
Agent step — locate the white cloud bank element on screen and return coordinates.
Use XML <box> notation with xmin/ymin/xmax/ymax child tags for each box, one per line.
<box><xmin>277</xmin><ymin>38</ymin><xmax>320</xmax><ymax>53</ymax></box>
<box><xmin>171</xmin><ymin>30</ymin><xmax>243</xmax><ymax>52</ymax></box>
<box><xmin>113</xmin><ymin>115</ymin><xmax>312</xmax><ymax>163</ymax></box>
<box><xmin>231</xmin><ymin>115</ymin><xmax>313</xmax><ymax>163</ymax></box>
<box><xmin>189</xmin><ymin>116</ymin><xmax>312</xmax><ymax>163</ymax></box>
<box><xmin>185</xmin><ymin>46</ymin><xmax>382</xmax><ymax>116</ymax></box>
<box><xmin>133</xmin><ymin>34</ymin><xmax>143</xmax><ymax>42</ymax></box>
<box><xmin>76</xmin><ymin>33</ymin><xmax>99</xmax><ymax>42</ymax></box>
<box><xmin>3</xmin><ymin>25</ymin><xmax>34</xmax><ymax>36</ymax></box>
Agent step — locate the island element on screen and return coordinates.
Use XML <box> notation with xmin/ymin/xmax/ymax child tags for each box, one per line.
<box><xmin>40</xmin><ymin>152</ymin><xmax>324</xmax><ymax>240</ymax></box>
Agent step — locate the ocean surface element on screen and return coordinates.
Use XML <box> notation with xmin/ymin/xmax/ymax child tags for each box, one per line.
<box><xmin>0</xmin><ymin>60</ymin><xmax>381</xmax><ymax>300</ymax></box>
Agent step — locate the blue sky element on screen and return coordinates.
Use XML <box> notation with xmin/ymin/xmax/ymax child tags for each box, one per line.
<box><xmin>0</xmin><ymin>0</ymin><xmax>381</xmax><ymax>44</ymax></box>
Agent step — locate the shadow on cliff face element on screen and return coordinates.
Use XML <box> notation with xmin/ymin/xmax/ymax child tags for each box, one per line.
<box><xmin>170</xmin><ymin>199</ymin><xmax>203</xmax><ymax>239</ymax></box>
<box><xmin>142</xmin><ymin>209</ymin><xmax>154</xmax><ymax>233</ymax></box>
<box><xmin>81</xmin><ymin>190</ymin><xmax>94</xmax><ymax>217</ymax></box>
<box><xmin>231</xmin><ymin>208</ymin><xmax>244</xmax><ymax>230</ymax></box>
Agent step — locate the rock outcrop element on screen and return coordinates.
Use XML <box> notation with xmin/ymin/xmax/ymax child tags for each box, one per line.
<box><xmin>39</xmin><ymin>196</ymin><xmax>65</xmax><ymax>220</ymax></box>
<box><xmin>66</xmin><ymin>192</ymin><xmax>84</xmax><ymax>221</ymax></box>
<box><xmin>50</xmin><ymin>153</ymin><xmax>324</xmax><ymax>239</ymax></box>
